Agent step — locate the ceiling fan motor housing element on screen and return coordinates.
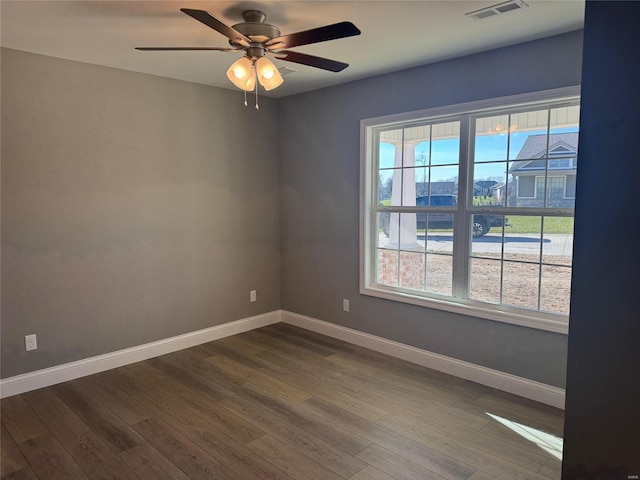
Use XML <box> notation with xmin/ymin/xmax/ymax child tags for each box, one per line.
<box><xmin>232</xmin><ymin>10</ymin><xmax>281</xmax><ymax>45</ymax></box>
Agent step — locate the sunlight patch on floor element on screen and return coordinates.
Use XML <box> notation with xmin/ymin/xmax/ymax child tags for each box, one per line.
<box><xmin>486</xmin><ymin>412</ymin><xmax>563</xmax><ymax>460</ymax></box>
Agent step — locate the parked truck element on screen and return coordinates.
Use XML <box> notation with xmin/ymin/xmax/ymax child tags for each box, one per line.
<box><xmin>380</xmin><ymin>194</ymin><xmax>505</xmax><ymax>238</ymax></box>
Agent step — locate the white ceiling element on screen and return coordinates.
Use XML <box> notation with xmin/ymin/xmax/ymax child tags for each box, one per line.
<box><xmin>0</xmin><ymin>1</ymin><xmax>585</xmax><ymax>98</ymax></box>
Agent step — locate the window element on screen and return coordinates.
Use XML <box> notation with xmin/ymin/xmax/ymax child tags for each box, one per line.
<box><xmin>361</xmin><ymin>88</ymin><xmax>580</xmax><ymax>333</ymax></box>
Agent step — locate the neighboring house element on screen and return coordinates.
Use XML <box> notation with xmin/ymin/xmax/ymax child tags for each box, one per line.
<box><xmin>509</xmin><ymin>132</ymin><xmax>579</xmax><ymax>207</ymax></box>
<box><xmin>474</xmin><ymin>180</ymin><xmax>499</xmax><ymax>196</ymax></box>
<box><xmin>416</xmin><ymin>180</ymin><xmax>457</xmax><ymax>197</ymax></box>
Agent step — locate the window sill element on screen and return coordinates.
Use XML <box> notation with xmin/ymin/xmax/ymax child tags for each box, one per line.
<box><xmin>360</xmin><ymin>285</ymin><xmax>569</xmax><ymax>334</ymax></box>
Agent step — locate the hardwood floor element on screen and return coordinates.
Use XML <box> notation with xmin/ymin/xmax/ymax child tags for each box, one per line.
<box><xmin>1</xmin><ymin>323</ymin><xmax>564</xmax><ymax>480</ymax></box>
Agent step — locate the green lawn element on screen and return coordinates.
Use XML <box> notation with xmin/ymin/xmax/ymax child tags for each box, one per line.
<box><xmin>506</xmin><ymin>216</ymin><xmax>574</xmax><ymax>234</ymax></box>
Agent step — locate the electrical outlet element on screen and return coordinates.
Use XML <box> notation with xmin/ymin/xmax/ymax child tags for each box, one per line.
<box><xmin>250</xmin><ymin>290</ymin><xmax>257</xmax><ymax>302</ymax></box>
<box><xmin>343</xmin><ymin>299</ymin><xmax>350</xmax><ymax>312</ymax></box>
<box><xmin>25</xmin><ymin>334</ymin><xmax>38</xmax><ymax>351</ymax></box>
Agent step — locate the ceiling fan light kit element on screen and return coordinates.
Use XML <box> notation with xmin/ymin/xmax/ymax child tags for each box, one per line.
<box><xmin>136</xmin><ymin>8</ymin><xmax>360</xmax><ymax>107</ymax></box>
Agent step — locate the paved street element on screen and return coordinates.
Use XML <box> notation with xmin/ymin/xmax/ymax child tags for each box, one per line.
<box><xmin>380</xmin><ymin>232</ymin><xmax>574</xmax><ymax>257</ymax></box>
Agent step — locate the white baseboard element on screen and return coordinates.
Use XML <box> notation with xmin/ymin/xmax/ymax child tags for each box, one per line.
<box><xmin>0</xmin><ymin>311</ymin><xmax>281</xmax><ymax>399</ymax></box>
<box><xmin>281</xmin><ymin>311</ymin><xmax>566</xmax><ymax>409</ymax></box>
<box><xmin>1</xmin><ymin>309</ymin><xmax>565</xmax><ymax>409</ymax></box>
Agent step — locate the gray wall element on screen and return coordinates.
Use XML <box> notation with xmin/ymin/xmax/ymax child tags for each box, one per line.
<box><xmin>562</xmin><ymin>1</ymin><xmax>640</xmax><ymax>476</ymax></box>
<box><xmin>1</xmin><ymin>49</ymin><xmax>281</xmax><ymax>378</ymax></box>
<box><xmin>279</xmin><ymin>31</ymin><xmax>584</xmax><ymax>389</ymax></box>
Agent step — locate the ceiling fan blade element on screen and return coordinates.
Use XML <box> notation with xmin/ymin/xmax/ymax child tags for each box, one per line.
<box><xmin>266</xmin><ymin>21</ymin><xmax>360</xmax><ymax>49</ymax></box>
<box><xmin>275</xmin><ymin>50</ymin><xmax>349</xmax><ymax>72</ymax></box>
<box><xmin>136</xmin><ymin>47</ymin><xmax>239</xmax><ymax>52</ymax></box>
<box><xmin>180</xmin><ymin>8</ymin><xmax>251</xmax><ymax>47</ymax></box>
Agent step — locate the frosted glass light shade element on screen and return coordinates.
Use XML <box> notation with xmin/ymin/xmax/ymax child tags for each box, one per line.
<box><xmin>256</xmin><ymin>57</ymin><xmax>283</xmax><ymax>91</ymax></box>
<box><xmin>226</xmin><ymin>57</ymin><xmax>256</xmax><ymax>91</ymax></box>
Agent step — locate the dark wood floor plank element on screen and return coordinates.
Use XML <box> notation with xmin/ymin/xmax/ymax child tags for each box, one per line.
<box><xmin>267</xmin><ymin>323</ymin><xmax>356</xmax><ymax>353</ymax></box>
<box><xmin>1</xmin><ymin>424</ymin><xmax>30</xmax><ymax>477</ymax></box>
<box><xmin>148</xmin><ymin>354</ymin><xmax>234</xmax><ymax>402</ymax></box>
<box><xmin>78</xmin><ymin>374</ymin><xmax>154</xmax><ymax>426</ymax></box>
<box><xmin>22</xmin><ymin>387</ymin><xmax>90</xmax><ymax>442</ymax></box>
<box><xmin>0</xmin><ymin>466</ymin><xmax>40</xmax><ymax>480</ymax></box>
<box><xmin>247</xmin><ymin>435</ymin><xmax>344</xmax><ymax>480</ymax></box>
<box><xmin>21</xmin><ymin>387</ymin><xmax>140</xmax><ymax>480</ymax></box>
<box><xmin>52</xmin><ymin>381</ymin><xmax>143</xmax><ymax>453</ymax></box>
<box><xmin>227</xmin><ymin>452</ymin><xmax>295</xmax><ymax>480</ymax></box>
<box><xmin>454</xmin><ymin>397</ymin><xmax>564</xmax><ymax>439</ymax></box>
<box><xmin>380</xmin><ymin>406</ymin><xmax>549</xmax><ymax>471</ymax></box>
<box><xmin>118</xmin><ymin>444</ymin><xmax>190</xmax><ymax>480</ymax></box>
<box><xmin>349</xmin><ymin>465</ymin><xmax>397</xmax><ymax>480</ymax></box>
<box><xmin>66</xmin><ymin>431</ymin><xmax>142</xmax><ymax>480</ymax></box>
<box><xmin>0</xmin><ymin>396</ymin><xmax>48</xmax><ymax>444</ymax></box>
<box><xmin>17</xmin><ymin>434</ymin><xmax>89</xmax><ymax>480</ymax></box>
<box><xmin>205</xmin><ymin>354</ymin><xmax>312</xmax><ymax>405</ymax></box>
<box><xmin>104</xmin><ymin>368</ymin><xmax>259</xmax><ymax>467</ymax></box>
<box><xmin>377</xmin><ymin>413</ymin><xmax>550</xmax><ymax>480</ymax></box>
<box><xmin>120</xmin><ymin>362</ymin><xmax>265</xmax><ymax>445</ymax></box>
<box><xmin>255</xmin><ymin>350</ymin><xmax>389</xmax><ymax>421</ymax></box>
<box><xmin>356</xmin><ymin>444</ymin><xmax>450</xmax><ymax>480</ymax></box>
<box><xmin>221</xmin><ymin>393</ymin><xmax>367</xmax><ymax>478</ymax></box>
<box><xmin>131</xmin><ymin>417</ymin><xmax>240</xmax><ymax>480</ymax></box>
<box><xmin>538</xmin><ymin>458</ymin><xmax>562</xmax><ymax>480</ymax></box>
<box><xmin>301</xmin><ymin>396</ymin><xmax>475</xmax><ymax>480</ymax></box>
<box><xmin>234</xmin><ymin>383</ymin><xmax>372</xmax><ymax>456</ymax></box>
<box><xmin>328</xmin><ymin>352</ymin><xmax>479</xmax><ymax>406</ymax></box>
<box><xmin>249</xmin><ymin>325</ymin><xmax>339</xmax><ymax>358</ymax></box>
<box><xmin>472</xmin><ymin>392</ymin><xmax>564</xmax><ymax>435</ymax></box>
<box><xmin>211</xmin><ymin>334</ymin><xmax>268</xmax><ymax>357</ymax></box>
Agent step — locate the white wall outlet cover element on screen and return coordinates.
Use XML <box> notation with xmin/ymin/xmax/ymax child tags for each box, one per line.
<box><xmin>25</xmin><ymin>334</ymin><xmax>38</xmax><ymax>351</ymax></box>
<box><xmin>250</xmin><ymin>290</ymin><xmax>257</xmax><ymax>302</ymax></box>
<box><xmin>343</xmin><ymin>299</ymin><xmax>350</xmax><ymax>312</ymax></box>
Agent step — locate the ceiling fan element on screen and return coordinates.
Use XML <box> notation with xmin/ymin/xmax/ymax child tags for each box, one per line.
<box><xmin>136</xmin><ymin>8</ymin><xmax>361</xmax><ymax>100</ymax></box>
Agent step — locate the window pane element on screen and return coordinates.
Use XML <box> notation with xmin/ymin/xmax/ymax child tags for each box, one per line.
<box><xmin>542</xmin><ymin>217</ymin><xmax>574</xmax><ymax>266</ymax></box>
<box><xmin>549</xmin><ymin>105</ymin><xmax>580</xmax><ymax>136</ymax></box>
<box><xmin>414</xmin><ymin>167</ymin><xmax>429</xmax><ymax>197</ymax></box>
<box><xmin>378</xmin><ymin>212</ymin><xmax>396</xmax><ymax>249</ymax></box>
<box><xmin>475</xmin><ymin>114</ymin><xmax>509</xmax><ymax>162</ymax></box>
<box><xmin>426</xmin><ymin>214</ymin><xmax>454</xmax><ymax>254</ymax></box>
<box><xmin>378</xmin><ymin>169</ymin><xmax>394</xmax><ymax>205</ymax></box>
<box><xmin>540</xmin><ymin>265</ymin><xmax>572</xmax><ymax>315</ymax></box>
<box><xmin>502</xmin><ymin>261</ymin><xmax>540</xmax><ymax>311</ymax></box>
<box><xmin>377</xmin><ymin>249</ymin><xmax>399</xmax><ymax>286</ymax></box>
<box><xmin>400</xmin><ymin>251</ymin><xmax>425</xmax><ymax>290</ymax></box>
<box><xmin>379</xmin><ymin>140</ymin><xmax>397</xmax><ymax>169</ymax></box>
<box><xmin>504</xmin><ymin>215</ymin><xmax>542</xmax><ymax>263</ymax></box>
<box><xmin>426</xmin><ymin>254</ymin><xmax>452</xmax><ymax>296</ymax></box>
<box><xmin>508</xmin><ymin>109</ymin><xmax>549</xmax><ymax>160</ymax></box>
<box><xmin>470</xmin><ymin>258</ymin><xmax>502</xmax><ymax>304</ymax></box>
<box><xmin>431</xmin><ymin>121</ymin><xmax>460</xmax><ymax>165</ymax></box>
<box><xmin>473</xmin><ymin>162</ymin><xmax>507</xmax><ymax>206</ymax></box>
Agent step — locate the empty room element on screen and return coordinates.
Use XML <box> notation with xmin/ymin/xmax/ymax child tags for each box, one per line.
<box><xmin>1</xmin><ymin>1</ymin><xmax>638</xmax><ymax>479</ymax></box>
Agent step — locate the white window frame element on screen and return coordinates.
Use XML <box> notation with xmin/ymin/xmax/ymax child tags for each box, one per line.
<box><xmin>360</xmin><ymin>87</ymin><xmax>580</xmax><ymax>334</ymax></box>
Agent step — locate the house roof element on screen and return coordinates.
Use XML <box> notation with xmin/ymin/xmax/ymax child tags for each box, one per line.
<box><xmin>474</xmin><ymin>180</ymin><xmax>501</xmax><ymax>189</ymax></box>
<box><xmin>515</xmin><ymin>132</ymin><xmax>579</xmax><ymax>160</ymax></box>
<box><xmin>510</xmin><ymin>132</ymin><xmax>579</xmax><ymax>173</ymax></box>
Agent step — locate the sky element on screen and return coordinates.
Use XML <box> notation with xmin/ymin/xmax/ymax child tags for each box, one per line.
<box><xmin>379</xmin><ymin>126</ymin><xmax>579</xmax><ymax>182</ymax></box>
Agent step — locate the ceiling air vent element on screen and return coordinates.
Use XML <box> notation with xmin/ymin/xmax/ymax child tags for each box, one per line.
<box><xmin>466</xmin><ymin>0</ymin><xmax>529</xmax><ymax>20</ymax></box>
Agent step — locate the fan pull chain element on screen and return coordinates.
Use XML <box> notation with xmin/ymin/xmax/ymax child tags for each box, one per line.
<box><xmin>244</xmin><ymin>89</ymin><xmax>248</xmax><ymax>107</ymax></box>
<box><xmin>255</xmin><ymin>79</ymin><xmax>259</xmax><ymax>110</ymax></box>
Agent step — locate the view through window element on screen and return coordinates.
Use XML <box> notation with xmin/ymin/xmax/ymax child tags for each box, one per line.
<box><xmin>362</xmin><ymin>90</ymin><xmax>580</xmax><ymax>331</ymax></box>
